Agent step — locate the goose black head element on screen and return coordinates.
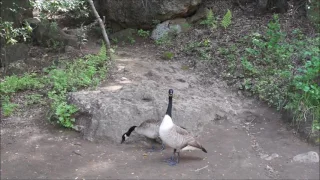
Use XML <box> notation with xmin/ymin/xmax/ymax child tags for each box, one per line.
<box><xmin>168</xmin><ymin>89</ymin><xmax>174</xmax><ymax>97</ymax></box>
<box><xmin>120</xmin><ymin>126</ymin><xmax>137</xmax><ymax>144</ymax></box>
<box><xmin>121</xmin><ymin>133</ymin><xmax>128</xmax><ymax>144</ymax></box>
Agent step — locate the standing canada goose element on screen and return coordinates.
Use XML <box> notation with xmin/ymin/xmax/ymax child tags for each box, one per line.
<box><xmin>159</xmin><ymin>89</ymin><xmax>207</xmax><ymax>166</ymax></box>
<box><xmin>121</xmin><ymin>119</ymin><xmax>165</xmax><ymax>151</ymax></box>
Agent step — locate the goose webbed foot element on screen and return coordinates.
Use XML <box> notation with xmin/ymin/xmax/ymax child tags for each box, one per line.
<box><xmin>162</xmin><ymin>155</ymin><xmax>175</xmax><ymax>163</ymax></box>
<box><xmin>164</xmin><ymin>150</ymin><xmax>179</xmax><ymax>166</ymax></box>
<box><xmin>168</xmin><ymin>158</ymin><xmax>178</xmax><ymax>166</ymax></box>
<box><xmin>146</xmin><ymin>143</ymin><xmax>165</xmax><ymax>152</ymax></box>
<box><xmin>146</xmin><ymin>145</ymin><xmax>156</xmax><ymax>152</ymax></box>
<box><xmin>166</xmin><ymin>155</ymin><xmax>179</xmax><ymax>166</ymax></box>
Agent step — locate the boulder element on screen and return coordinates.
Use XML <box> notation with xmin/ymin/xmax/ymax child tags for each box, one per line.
<box><xmin>95</xmin><ymin>0</ymin><xmax>202</xmax><ymax>29</ymax></box>
<box><xmin>68</xmin><ymin>80</ymin><xmax>223</xmax><ymax>142</ymax></box>
<box><xmin>151</xmin><ymin>18</ymin><xmax>190</xmax><ymax>40</ymax></box>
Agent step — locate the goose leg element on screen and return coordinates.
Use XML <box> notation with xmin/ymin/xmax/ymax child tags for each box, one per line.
<box><xmin>147</xmin><ymin>142</ymin><xmax>165</xmax><ymax>152</ymax></box>
<box><xmin>162</xmin><ymin>149</ymin><xmax>176</xmax><ymax>163</ymax></box>
<box><xmin>146</xmin><ymin>139</ymin><xmax>158</xmax><ymax>152</ymax></box>
<box><xmin>163</xmin><ymin>154</ymin><xmax>174</xmax><ymax>163</ymax></box>
<box><xmin>167</xmin><ymin>149</ymin><xmax>179</xmax><ymax>166</ymax></box>
<box><xmin>159</xmin><ymin>143</ymin><xmax>165</xmax><ymax>151</ymax></box>
<box><xmin>176</xmin><ymin>152</ymin><xmax>180</xmax><ymax>163</ymax></box>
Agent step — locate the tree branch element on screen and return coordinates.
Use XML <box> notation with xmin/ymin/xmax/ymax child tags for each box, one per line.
<box><xmin>87</xmin><ymin>0</ymin><xmax>112</xmax><ymax>59</ymax></box>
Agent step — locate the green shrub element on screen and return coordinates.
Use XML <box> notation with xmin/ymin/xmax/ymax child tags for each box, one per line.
<box><xmin>30</xmin><ymin>0</ymin><xmax>89</xmax><ymax>19</ymax></box>
<box><xmin>0</xmin><ymin>20</ymin><xmax>32</xmax><ymax>45</ymax></box>
<box><xmin>155</xmin><ymin>32</ymin><xmax>172</xmax><ymax>46</ymax></box>
<box><xmin>25</xmin><ymin>93</ymin><xmax>45</xmax><ymax>105</ymax></box>
<box><xmin>162</xmin><ymin>51</ymin><xmax>174</xmax><ymax>60</ymax></box>
<box><xmin>137</xmin><ymin>29</ymin><xmax>150</xmax><ymax>38</ymax></box>
<box><xmin>46</xmin><ymin>44</ymin><xmax>108</xmax><ymax>128</ymax></box>
<box><xmin>1</xmin><ymin>95</ymin><xmax>18</xmax><ymax>116</ymax></box>
<box><xmin>127</xmin><ymin>36</ymin><xmax>135</xmax><ymax>44</ymax></box>
<box><xmin>0</xmin><ymin>44</ymin><xmax>109</xmax><ymax>128</ymax></box>
<box><xmin>238</xmin><ymin>14</ymin><xmax>320</xmax><ymax>131</ymax></box>
<box><xmin>0</xmin><ymin>73</ymin><xmax>44</xmax><ymax>95</ymax></box>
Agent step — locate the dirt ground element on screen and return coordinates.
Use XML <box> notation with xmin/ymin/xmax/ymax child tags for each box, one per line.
<box><xmin>1</xmin><ymin>41</ymin><xmax>319</xmax><ymax>179</ymax></box>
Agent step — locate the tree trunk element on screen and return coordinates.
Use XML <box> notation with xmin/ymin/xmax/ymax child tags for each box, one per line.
<box><xmin>87</xmin><ymin>0</ymin><xmax>112</xmax><ymax>59</ymax></box>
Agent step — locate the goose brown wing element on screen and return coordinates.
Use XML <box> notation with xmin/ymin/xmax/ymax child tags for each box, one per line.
<box><xmin>185</xmin><ymin>140</ymin><xmax>207</xmax><ymax>153</ymax></box>
<box><xmin>174</xmin><ymin>125</ymin><xmax>207</xmax><ymax>153</ymax></box>
<box><xmin>174</xmin><ymin>125</ymin><xmax>192</xmax><ymax>136</ymax></box>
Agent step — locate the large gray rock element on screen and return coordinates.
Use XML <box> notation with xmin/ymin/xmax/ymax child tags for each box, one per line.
<box><xmin>68</xmin><ymin>80</ymin><xmax>223</xmax><ymax>143</ymax></box>
<box><xmin>293</xmin><ymin>151</ymin><xmax>319</xmax><ymax>163</ymax></box>
<box><xmin>95</xmin><ymin>0</ymin><xmax>202</xmax><ymax>29</ymax></box>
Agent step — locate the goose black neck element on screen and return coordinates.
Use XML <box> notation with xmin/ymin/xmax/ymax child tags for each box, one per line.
<box><xmin>165</xmin><ymin>96</ymin><xmax>173</xmax><ymax>117</ymax></box>
<box><xmin>126</xmin><ymin>126</ymin><xmax>137</xmax><ymax>136</ymax></box>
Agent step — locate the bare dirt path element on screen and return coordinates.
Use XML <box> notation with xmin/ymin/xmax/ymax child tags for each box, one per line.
<box><xmin>1</xmin><ymin>42</ymin><xmax>319</xmax><ymax>179</ymax></box>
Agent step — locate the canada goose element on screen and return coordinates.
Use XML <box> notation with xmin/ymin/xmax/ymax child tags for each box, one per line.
<box><xmin>121</xmin><ymin>119</ymin><xmax>165</xmax><ymax>151</ymax></box>
<box><xmin>159</xmin><ymin>89</ymin><xmax>207</xmax><ymax>166</ymax></box>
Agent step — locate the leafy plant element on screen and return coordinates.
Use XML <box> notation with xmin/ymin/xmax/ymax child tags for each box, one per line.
<box><xmin>152</xmin><ymin>19</ymin><xmax>161</xmax><ymax>25</ymax></box>
<box><xmin>200</xmin><ymin>9</ymin><xmax>217</xmax><ymax>30</ymax></box>
<box><xmin>1</xmin><ymin>95</ymin><xmax>18</xmax><ymax>116</ymax></box>
<box><xmin>0</xmin><ymin>73</ymin><xmax>44</xmax><ymax>95</ymax></box>
<box><xmin>127</xmin><ymin>36</ymin><xmax>135</xmax><ymax>44</ymax></box>
<box><xmin>25</xmin><ymin>94</ymin><xmax>45</xmax><ymax>105</ymax></box>
<box><xmin>46</xmin><ymin>44</ymin><xmax>108</xmax><ymax>127</ymax></box>
<box><xmin>55</xmin><ymin>102</ymin><xmax>78</xmax><ymax>128</ymax></box>
<box><xmin>221</xmin><ymin>9</ymin><xmax>232</xmax><ymax>29</ymax></box>
<box><xmin>30</xmin><ymin>0</ymin><xmax>89</xmax><ymax>19</ymax></box>
<box><xmin>155</xmin><ymin>32</ymin><xmax>172</xmax><ymax>46</ymax></box>
<box><xmin>162</xmin><ymin>51</ymin><xmax>174</xmax><ymax>60</ymax></box>
<box><xmin>137</xmin><ymin>29</ymin><xmax>150</xmax><ymax>38</ymax></box>
<box><xmin>111</xmin><ymin>37</ymin><xmax>119</xmax><ymax>44</ymax></box>
<box><xmin>266</xmin><ymin>14</ymin><xmax>283</xmax><ymax>49</ymax></box>
<box><xmin>0</xmin><ymin>20</ymin><xmax>32</xmax><ymax>45</ymax></box>
<box><xmin>0</xmin><ymin>73</ymin><xmax>43</xmax><ymax>116</ymax></box>
<box><xmin>183</xmin><ymin>39</ymin><xmax>212</xmax><ymax>60</ymax></box>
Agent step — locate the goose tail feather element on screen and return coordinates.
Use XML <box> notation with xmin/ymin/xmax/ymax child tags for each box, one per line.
<box><xmin>201</xmin><ymin>147</ymin><xmax>207</xmax><ymax>153</ymax></box>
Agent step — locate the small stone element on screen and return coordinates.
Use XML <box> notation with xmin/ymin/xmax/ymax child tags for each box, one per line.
<box><xmin>73</xmin><ymin>150</ymin><xmax>82</xmax><ymax>156</ymax></box>
<box><xmin>264</xmin><ymin>153</ymin><xmax>279</xmax><ymax>161</ymax></box>
<box><xmin>293</xmin><ymin>151</ymin><xmax>319</xmax><ymax>163</ymax></box>
<box><xmin>121</xmin><ymin>77</ymin><xmax>128</xmax><ymax>81</ymax></box>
